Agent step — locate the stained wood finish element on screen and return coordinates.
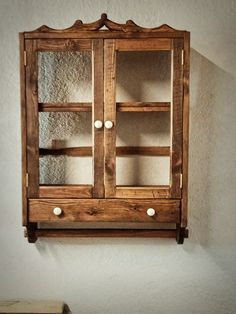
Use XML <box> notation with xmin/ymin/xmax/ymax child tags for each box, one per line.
<box><xmin>117</xmin><ymin>146</ymin><xmax>170</xmax><ymax>156</ymax></box>
<box><xmin>34</xmin><ymin>229</ymin><xmax>178</xmax><ymax>238</ymax></box>
<box><xmin>170</xmin><ymin>38</ymin><xmax>183</xmax><ymax>198</ymax></box>
<box><xmin>37</xmin><ymin>38</ymin><xmax>91</xmax><ymax>51</ymax></box>
<box><xmin>27</xmin><ymin>14</ymin><xmax>185</xmax><ymax>34</ymax></box>
<box><xmin>39</xmin><ymin>146</ymin><xmax>170</xmax><ymax>157</ymax></box>
<box><xmin>92</xmin><ymin>39</ymin><xmax>104</xmax><ymax>197</ymax></box>
<box><xmin>25</xmin><ymin>39</ymin><xmax>39</xmax><ymax>197</ymax></box>
<box><xmin>20</xmin><ymin>15</ymin><xmax>189</xmax><ymax>243</ymax></box>
<box><xmin>117</xmin><ymin>102</ymin><xmax>170</xmax><ymax>112</ymax></box>
<box><xmin>40</xmin><ymin>147</ymin><xmax>92</xmax><ymax>156</ymax></box>
<box><xmin>104</xmin><ymin>39</ymin><xmax>116</xmax><ymax>197</ymax></box>
<box><xmin>25</xmin><ymin>32</ymin><xmax>189</xmax><ymax>40</ymax></box>
<box><xmin>39</xmin><ymin>102</ymin><xmax>170</xmax><ymax>112</ymax></box>
<box><xmin>39</xmin><ymin>102</ymin><xmax>92</xmax><ymax>112</ymax></box>
<box><xmin>29</xmin><ymin>199</ymin><xmax>180</xmax><ymax>223</ymax></box>
<box><xmin>107</xmin><ymin>38</ymin><xmax>174</xmax><ymax>199</ymax></box>
<box><xmin>19</xmin><ymin>34</ymin><xmax>27</xmax><ymax>226</ymax></box>
<box><xmin>181</xmin><ymin>32</ymin><xmax>190</xmax><ymax>227</ymax></box>
<box><xmin>115</xmin><ymin>187</ymin><xmax>171</xmax><ymax>199</ymax></box>
<box><xmin>39</xmin><ymin>185</ymin><xmax>92</xmax><ymax>198</ymax></box>
<box><xmin>116</xmin><ymin>38</ymin><xmax>171</xmax><ymax>51</ymax></box>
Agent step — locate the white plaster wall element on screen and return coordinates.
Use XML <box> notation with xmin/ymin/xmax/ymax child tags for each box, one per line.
<box><xmin>0</xmin><ymin>1</ymin><xmax>236</xmax><ymax>313</ymax></box>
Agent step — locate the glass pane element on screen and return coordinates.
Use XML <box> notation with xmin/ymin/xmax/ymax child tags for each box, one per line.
<box><xmin>117</xmin><ymin>112</ymin><xmax>170</xmax><ymax>147</ymax></box>
<box><xmin>38</xmin><ymin>51</ymin><xmax>92</xmax><ymax>102</ymax></box>
<box><xmin>116</xmin><ymin>156</ymin><xmax>170</xmax><ymax>186</ymax></box>
<box><xmin>116</xmin><ymin>51</ymin><xmax>171</xmax><ymax>102</ymax></box>
<box><xmin>39</xmin><ymin>112</ymin><xmax>92</xmax><ymax>185</ymax></box>
<box><xmin>39</xmin><ymin>112</ymin><xmax>92</xmax><ymax>148</ymax></box>
<box><xmin>39</xmin><ymin>156</ymin><xmax>92</xmax><ymax>184</ymax></box>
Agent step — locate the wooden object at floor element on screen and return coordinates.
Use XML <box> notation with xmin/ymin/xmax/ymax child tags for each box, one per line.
<box><xmin>0</xmin><ymin>300</ymin><xmax>70</xmax><ymax>314</ymax></box>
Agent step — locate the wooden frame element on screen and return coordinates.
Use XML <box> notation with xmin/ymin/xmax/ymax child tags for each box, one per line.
<box><xmin>20</xmin><ymin>14</ymin><xmax>190</xmax><ymax>243</ymax></box>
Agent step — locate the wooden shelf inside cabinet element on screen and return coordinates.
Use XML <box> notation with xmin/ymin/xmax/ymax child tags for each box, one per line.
<box><xmin>20</xmin><ymin>13</ymin><xmax>190</xmax><ymax>244</ymax></box>
<box><xmin>117</xmin><ymin>102</ymin><xmax>171</xmax><ymax>112</ymax></box>
<box><xmin>39</xmin><ymin>146</ymin><xmax>170</xmax><ymax>157</ymax></box>
<box><xmin>39</xmin><ymin>102</ymin><xmax>170</xmax><ymax>112</ymax></box>
<box><xmin>39</xmin><ymin>102</ymin><xmax>92</xmax><ymax>112</ymax></box>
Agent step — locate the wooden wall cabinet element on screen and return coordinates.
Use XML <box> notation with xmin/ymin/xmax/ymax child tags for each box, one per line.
<box><xmin>20</xmin><ymin>14</ymin><xmax>190</xmax><ymax>243</ymax></box>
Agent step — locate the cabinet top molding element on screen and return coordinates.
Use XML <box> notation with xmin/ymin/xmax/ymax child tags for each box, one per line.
<box><xmin>25</xmin><ymin>13</ymin><xmax>187</xmax><ymax>34</ymax></box>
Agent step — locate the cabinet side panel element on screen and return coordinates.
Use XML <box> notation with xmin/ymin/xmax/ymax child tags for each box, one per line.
<box><xmin>182</xmin><ymin>32</ymin><xmax>190</xmax><ymax>227</ymax></box>
<box><xmin>19</xmin><ymin>33</ymin><xmax>27</xmax><ymax>226</ymax></box>
<box><xmin>170</xmin><ymin>38</ymin><xmax>183</xmax><ymax>198</ymax></box>
<box><xmin>25</xmin><ymin>40</ymin><xmax>39</xmax><ymax>197</ymax></box>
<box><xmin>104</xmin><ymin>39</ymin><xmax>116</xmax><ymax>197</ymax></box>
<box><xmin>92</xmin><ymin>39</ymin><xmax>104</xmax><ymax>197</ymax></box>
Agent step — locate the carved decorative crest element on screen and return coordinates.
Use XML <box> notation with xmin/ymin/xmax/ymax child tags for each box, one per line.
<box><xmin>31</xmin><ymin>13</ymin><xmax>181</xmax><ymax>33</ymax></box>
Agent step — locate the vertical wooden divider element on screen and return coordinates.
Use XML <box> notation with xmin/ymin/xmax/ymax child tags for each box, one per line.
<box><xmin>25</xmin><ymin>39</ymin><xmax>39</xmax><ymax>197</ymax></box>
<box><xmin>19</xmin><ymin>34</ymin><xmax>27</xmax><ymax>226</ymax></box>
<box><xmin>92</xmin><ymin>39</ymin><xmax>104</xmax><ymax>198</ymax></box>
<box><xmin>181</xmin><ymin>32</ymin><xmax>190</xmax><ymax>227</ymax></box>
<box><xmin>170</xmin><ymin>38</ymin><xmax>184</xmax><ymax>198</ymax></box>
<box><xmin>104</xmin><ymin>39</ymin><xmax>116</xmax><ymax>197</ymax></box>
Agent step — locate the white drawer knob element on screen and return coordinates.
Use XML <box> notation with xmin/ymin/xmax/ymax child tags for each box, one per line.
<box><xmin>147</xmin><ymin>208</ymin><xmax>156</xmax><ymax>217</ymax></box>
<box><xmin>94</xmin><ymin>120</ymin><xmax>103</xmax><ymax>129</ymax></box>
<box><xmin>53</xmin><ymin>207</ymin><xmax>62</xmax><ymax>216</ymax></box>
<box><xmin>105</xmin><ymin>120</ymin><xmax>113</xmax><ymax>129</ymax></box>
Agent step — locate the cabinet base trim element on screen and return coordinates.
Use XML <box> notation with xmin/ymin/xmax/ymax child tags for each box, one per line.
<box><xmin>25</xmin><ymin>227</ymin><xmax>188</xmax><ymax>244</ymax></box>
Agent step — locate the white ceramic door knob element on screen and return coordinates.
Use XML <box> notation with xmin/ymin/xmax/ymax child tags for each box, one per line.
<box><xmin>105</xmin><ymin>120</ymin><xmax>113</xmax><ymax>129</ymax></box>
<box><xmin>94</xmin><ymin>120</ymin><xmax>103</xmax><ymax>129</ymax></box>
<box><xmin>147</xmin><ymin>208</ymin><xmax>156</xmax><ymax>217</ymax></box>
<box><xmin>53</xmin><ymin>207</ymin><xmax>62</xmax><ymax>216</ymax></box>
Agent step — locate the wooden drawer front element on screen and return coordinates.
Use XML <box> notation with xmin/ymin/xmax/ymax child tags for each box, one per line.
<box><xmin>29</xmin><ymin>199</ymin><xmax>180</xmax><ymax>223</ymax></box>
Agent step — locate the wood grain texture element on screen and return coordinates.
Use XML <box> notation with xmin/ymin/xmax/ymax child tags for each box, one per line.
<box><xmin>34</xmin><ymin>228</ymin><xmax>178</xmax><ymax>238</ymax></box>
<box><xmin>29</xmin><ymin>199</ymin><xmax>180</xmax><ymax>223</ymax></box>
<box><xmin>116</xmin><ymin>38</ymin><xmax>171</xmax><ymax>51</ymax></box>
<box><xmin>19</xmin><ymin>33</ymin><xmax>27</xmax><ymax>226</ymax></box>
<box><xmin>37</xmin><ymin>38</ymin><xmax>91</xmax><ymax>51</ymax></box>
<box><xmin>117</xmin><ymin>102</ymin><xmax>170</xmax><ymax>112</ymax></box>
<box><xmin>92</xmin><ymin>39</ymin><xmax>104</xmax><ymax>197</ymax></box>
<box><xmin>115</xmin><ymin>187</ymin><xmax>171</xmax><ymax>199</ymax></box>
<box><xmin>25</xmin><ymin>31</ymin><xmax>189</xmax><ymax>40</ymax></box>
<box><xmin>40</xmin><ymin>147</ymin><xmax>92</xmax><ymax>156</ymax></box>
<box><xmin>170</xmin><ymin>38</ymin><xmax>183</xmax><ymax>198</ymax></box>
<box><xmin>25</xmin><ymin>39</ymin><xmax>39</xmax><ymax>197</ymax></box>
<box><xmin>181</xmin><ymin>32</ymin><xmax>190</xmax><ymax>227</ymax></box>
<box><xmin>21</xmin><ymin>18</ymin><xmax>190</xmax><ymax>242</ymax></box>
<box><xmin>39</xmin><ymin>102</ymin><xmax>92</xmax><ymax>112</ymax></box>
<box><xmin>39</xmin><ymin>102</ymin><xmax>170</xmax><ymax>112</ymax></box>
<box><xmin>116</xmin><ymin>146</ymin><xmax>170</xmax><ymax>156</ymax></box>
<box><xmin>104</xmin><ymin>39</ymin><xmax>116</xmax><ymax>197</ymax></box>
<box><xmin>39</xmin><ymin>185</ymin><xmax>92</xmax><ymax>198</ymax></box>
<box><xmin>39</xmin><ymin>146</ymin><xmax>170</xmax><ymax>157</ymax></box>
<box><xmin>26</xmin><ymin>14</ymin><xmax>186</xmax><ymax>34</ymax></box>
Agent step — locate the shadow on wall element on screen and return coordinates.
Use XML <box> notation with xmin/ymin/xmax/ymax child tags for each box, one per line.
<box><xmin>189</xmin><ymin>48</ymin><xmax>236</xmax><ymax>251</ymax></box>
<box><xmin>36</xmin><ymin>49</ymin><xmax>236</xmax><ymax>260</ymax></box>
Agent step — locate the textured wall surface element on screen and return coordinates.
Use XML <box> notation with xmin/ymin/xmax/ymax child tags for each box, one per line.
<box><xmin>0</xmin><ymin>1</ymin><xmax>236</xmax><ymax>314</ymax></box>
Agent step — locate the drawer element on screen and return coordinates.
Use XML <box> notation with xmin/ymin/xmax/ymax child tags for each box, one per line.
<box><xmin>28</xmin><ymin>199</ymin><xmax>180</xmax><ymax>223</ymax></box>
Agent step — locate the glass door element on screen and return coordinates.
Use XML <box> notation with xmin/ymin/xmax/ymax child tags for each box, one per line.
<box><xmin>104</xmin><ymin>38</ymin><xmax>183</xmax><ymax>198</ymax></box>
<box><xmin>25</xmin><ymin>39</ymin><xmax>104</xmax><ymax>198</ymax></box>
